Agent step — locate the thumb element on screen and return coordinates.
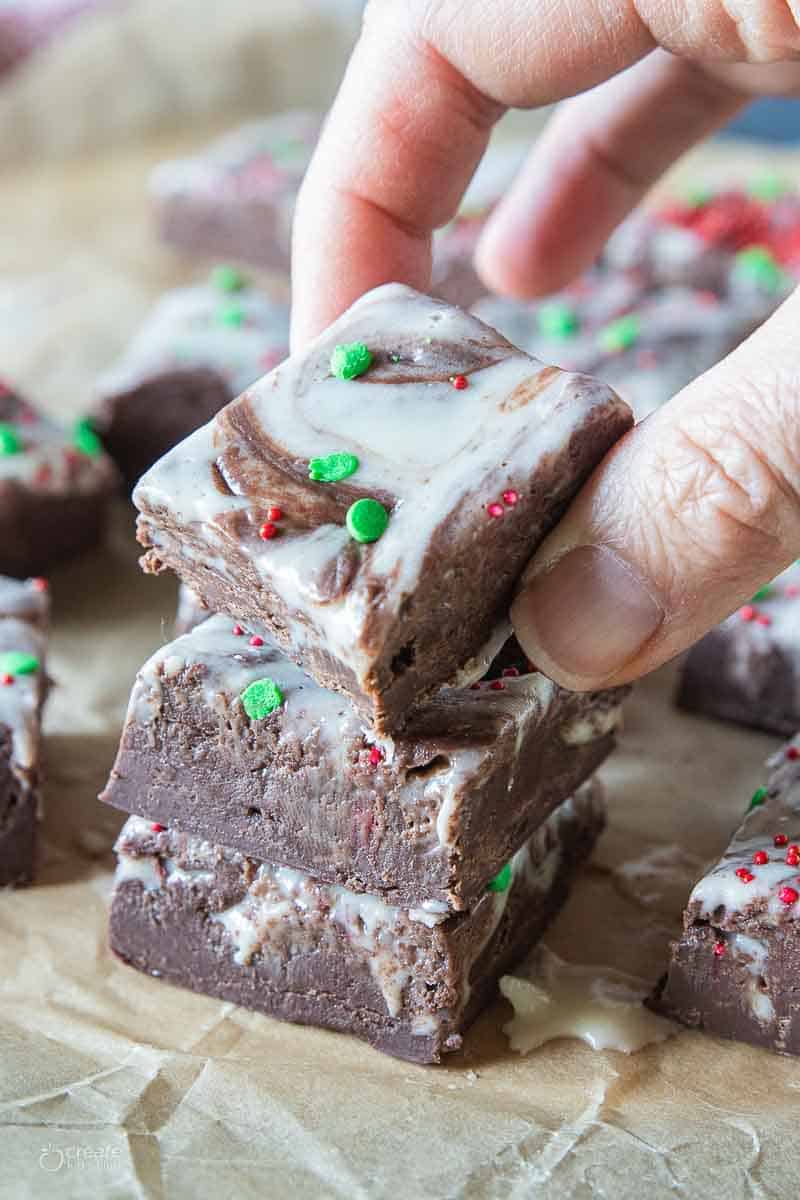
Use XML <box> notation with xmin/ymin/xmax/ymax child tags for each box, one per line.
<box><xmin>511</xmin><ymin>288</ymin><xmax>800</xmax><ymax>690</ymax></box>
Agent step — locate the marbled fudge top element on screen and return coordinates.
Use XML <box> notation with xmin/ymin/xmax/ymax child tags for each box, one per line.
<box><xmin>96</xmin><ymin>279</ymin><xmax>289</xmax><ymax>401</ymax></box>
<box><xmin>688</xmin><ymin>728</ymin><xmax>800</xmax><ymax>927</ymax></box>
<box><xmin>134</xmin><ymin>284</ymin><xmax>631</xmax><ymax>689</ymax></box>
<box><xmin>0</xmin><ymin>381</ymin><xmax>117</xmax><ymax>496</ymax></box>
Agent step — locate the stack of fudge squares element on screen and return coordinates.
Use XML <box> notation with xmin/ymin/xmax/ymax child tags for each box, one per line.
<box><xmin>100</xmin><ymin>284</ymin><xmax>636</xmax><ymax>1062</ymax></box>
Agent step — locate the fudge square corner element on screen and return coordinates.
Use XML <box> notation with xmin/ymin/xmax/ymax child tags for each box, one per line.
<box><xmin>134</xmin><ymin>284</ymin><xmax>633</xmax><ymax>732</ymax></box>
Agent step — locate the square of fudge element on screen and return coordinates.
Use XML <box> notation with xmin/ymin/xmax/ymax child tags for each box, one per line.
<box><xmin>92</xmin><ymin>277</ymin><xmax>289</xmax><ymax>490</ymax></box>
<box><xmin>676</xmin><ymin>561</ymin><xmax>800</xmax><ymax>737</ymax></box>
<box><xmin>134</xmin><ymin>284</ymin><xmax>632</xmax><ymax>732</ymax></box>
<box><xmin>475</xmin><ymin>281</ymin><xmax>760</xmax><ymax>421</ymax></box>
<box><xmin>101</xmin><ymin>615</ymin><xmax>626</xmax><ymax>910</ymax></box>
<box><xmin>0</xmin><ymin>380</ymin><xmax>118</xmax><ymax>578</ymax></box>
<box><xmin>150</xmin><ymin>112</ymin><xmax>320</xmax><ymax>271</ymax></box>
<box><xmin>0</xmin><ymin>577</ymin><xmax>50</xmax><ymax>886</ymax></box>
<box><xmin>652</xmin><ymin>735</ymin><xmax>800</xmax><ymax>1056</ymax></box>
<box><xmin>109</xmin><ymin>779</ymin><xmax>605</xmax><ymax>1064</ymax></box>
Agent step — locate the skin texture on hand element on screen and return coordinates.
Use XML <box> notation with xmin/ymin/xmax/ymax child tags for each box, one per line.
<box><xmin>291</xmin><ymin>0</ymin><xmax>800</xmax><ymax>690</ymax></box>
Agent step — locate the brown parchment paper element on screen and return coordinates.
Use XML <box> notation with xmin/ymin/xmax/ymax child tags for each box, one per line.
<box><xmin>3</xmin><ymin>18</ymin><xmax>800</xmax><ymax>1193</ymax></box>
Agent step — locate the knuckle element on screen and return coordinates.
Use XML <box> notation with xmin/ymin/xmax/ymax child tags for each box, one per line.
<box><xmin>648</xmin><ymin>389</ymin><xmax>800</xmax><ymax>579</ymax></box>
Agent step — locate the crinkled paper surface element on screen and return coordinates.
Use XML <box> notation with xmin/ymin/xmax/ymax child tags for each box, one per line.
<box><xmin>2</xmin><ymin>19</ymin><xmax>800</xmax><ymax>1194</ymax></box>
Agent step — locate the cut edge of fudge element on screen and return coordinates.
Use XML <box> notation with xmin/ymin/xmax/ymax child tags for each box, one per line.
<box><xmin>0</xmin><ymin>381</ymin><xmax>118</xmax><ymax>578</ymax></box>
<box><xmin>0</xmin><ymin>585</ymin><xmax>50</xmax><ymax>886</ymax></box>
<box><xmin>650</xmin><ymin>734</ymin><xmax>800</xmax><ymax>1055</ymax></box>
<box><xmin>134</xmin><ymin>283</ymin><xmax>633</xmax><ymax>733</ymax></box>
<box><xmin>676</xmin><ymin>561</ymin><xmax>800</xmax><ymax>738</ymax></box>
<box><xmin>109</xmin><ymin>778</ymin><xmax>606</xmax><ymax>1064</ymax></box>
<box><xmin>100</xmin><ymin>614</ymin><xmax>627</xmax><ymax>910</ymax></box>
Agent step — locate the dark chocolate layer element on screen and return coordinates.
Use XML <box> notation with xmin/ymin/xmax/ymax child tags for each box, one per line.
<box><xmin>101</xmin><ymin>615</ymin><xmax>625</xmax><ymax>909</ymax></box>
<box><xmin>109</xmin><ymin>782</ymin><xmax>605</xmax><ymax>1064</ymax></box>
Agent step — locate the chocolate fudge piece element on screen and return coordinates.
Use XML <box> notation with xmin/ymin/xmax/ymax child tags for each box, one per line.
<box><xmin>475</xmin><ymin>281</ymin><xmax>760</xmax><ymax>420</ymax></box>
<box><xmin>0</xmin><ymin>380</ymin><xmax>117</xmax><ymax>578</ymax></box>
<box><xmin>92</xmin><ymin>278</ymin><xmax>289</xmax><ymax>489</ymax></box>
<box><xmin>134</xmin><ymin>284</ymin><xmax>633</xmax><ymax>732</ymax></box>
<box><xmin>605</xmin><ymin>187</ymin><xmax>797</xmax><ymax>320</ymax></box>
<box><xmin>109</xmin><ymin>780</ymin><xmax>605</xmax><ymax>1064</ymax></box>
<box><xmin>0</xmin><ymin>576</ymin><xmax>50</xmax><ymax>886</ymax></box>
<box><xmin>100</xmin><ymin>614</ymin><xmax>626</xmax><ymax>910</ymax></box>
<box><xmin>150</xmin><ymin>112</ymin><xmax>319</xmax><ymax>271</ymax></box>
<box><xmin>652</xmin><ymin>736</ymin><xmax>800</xmax><ymax>1055</ymax></box>
<box><xmin>677</xmin><ymin>562</ymin><xmax>800</xmax><ymax>737</ymax></box>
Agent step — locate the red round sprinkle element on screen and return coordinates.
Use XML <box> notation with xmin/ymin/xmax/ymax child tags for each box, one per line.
<box><xmin>787</xmin><ymin>746</ymin><xmax>800</xmax><ymax>761</ymax></box>
<box><xmin>267</xmin><ymin>507</ymin><xmax>283</xmax><ymax>522</ymax></box>
<box><xmin>31</xmin><ymin>577</ymin><xmax>48</xmax><ymax>592</ymax></box>
<box><xmin>779</xmin><ymin>885</ymin><xmax>799</xmax><ymax>905</ymax></box>
<box><xmin>249</xmin><ymin>635</ymin><xmax>264</xmax><ymax>647</ymax></box>
<box><xmin>0</xmin><ymin>674</ymin><xmax>12</xmax><ymax>686</ymax></box>
<box><xmin>502</xmin><ymin>489</ymin><xmax>519</xmax><ymax>507</ymax></box>
<box><xmin>775</xmin><ymin>833</ymin><xmax>789</xmax><ymax>846</ymax></box>
<box><xmin>739</xmin><ymin>605</ymin><xmax>756</xmax><ymax>621</ymax></box>
<box><xmin>486</xmin><ymin>502</ymin><xmax>504</xmax><ymax>519</ymax></box>
<box><xmin>151</xmin><ymin>823</ymin><xmax>165</xmax><ymax>832</ymax></box>
<box><xmin>756</xmin><ymin>613</ymin><xmax>773</xmax><ymax>627</ymax></box>
<box><xmin>489</xmin><ymin>680</ymin><xmax>505</xmax><ymax>691</ymax></box>
<box><xmin>369</xmin><ymin>746</ymin><xmax>384</xmax><ymax>766</ymax></box>
<box><xmin>451</xmin><ymin>374</ymin><xmax>468</xmax><ymax>390</ymax></box>
<box><xmin>259</xmin><ymin>522</ymin><xmax>278</xmax><ymax>540</ymax></box>
<box><xmin>787</xmin><ymin>850</ymin><xmax>800</xmax><ymax>867</ymax></box>
<box><xmin>789</xmin><ymin>844</ymin><xmax>800</xmax><ymax>855</ymax></box>
<box><xmin>469</xmin><ymin>682</ymin><xmax>481</xmax><ymax>690</ymax></box>
<box><xmin>713</xmin><ymin>941</ymin><xmax>726</xmax><ymax>958</ymax></box>
<box><xmin>736</xmin><ymin>867</ymin><xmax>755</xmax><ymax>882</ymax></box>
<box><xmin>502</xmin><ymin>667</ymin><xmax>520</xmax><ymax>678</ymax></box>
<box><xmin>753</xmin><ymin>850</ymin><xmax>769</xmax><ymax>865</ymax></box>
<box><xmin>232</xmin><ymin>624</ymin><xmax>244</xmax><ymax>636</ymax></box>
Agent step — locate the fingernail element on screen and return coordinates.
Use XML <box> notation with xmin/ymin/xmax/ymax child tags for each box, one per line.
<box><xmin>511</xmin><ymin>545</ymin><xmax>664</xmax><ymax>686</ymax></box>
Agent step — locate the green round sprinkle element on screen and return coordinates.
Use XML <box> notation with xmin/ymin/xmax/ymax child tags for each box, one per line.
<box><xmin>598</xmin><ymin>314</ymin><xmax>640</xmax><ymax>354</ymax></box>
<box><xmin>752</xmin><ymin>585</ymin><xmax>771</xmax><ymax>602</ymax></box>
<box><xmin>346</xmin><ymin>498</ymin><xmax>389</xmax><ymax>544</ymax></box>
<box><xmin>748</xmin><ymin>174</ymin><xmax>789</xmax><ymax>203</ymax></box>
<box><xmin>330</xmin><ymin>342</ymin><xmax>373</xmax><ymax>381</ymax></box>
<box><xmin>733</xmin><ymin>246</ymin><xmax>785</xmax><ymax>293</ymax></box>
<box><xmin>537</xmin><ymin>302</ymin><xmax>579</xmax><ymax>340</ymax></box>
<box><xmin>308</xmin><ymin>452</ymin><xmax>360</xmax><ymax>483</ymax></box>
<box><xmin>272</xmin><ymin>137</ymin><xmax>305</xmax><ymax>166</ymax></box>
<box><xmin>240</xmin><ymin>678</ymin><xmax>284</xmax><ymax>720</ymax></box>
<box><xmin>487</xmin><ymin>862</ymin><xmax>512</xmax><ymax>893</ymax></box>
<box><xmin>73</xmin><ymin>417</ymin><xmax>102</xmax><ymax>458</ymax></box>
<box><xmin>218</xmin><ymin>301</ymin><xmax>245</xmax><ymax>328</ymax></box>
<box><xmin>211</xmin><ymin>264</ymin><xmax>247</xmax><ymax>293</ymax></box>
<box><xmin>0</xmin><ymin>423</ymin><xmax>21</xmax><ymax>456</ymax></box>
<box><xmin>0</xmin><ymin>651</ymin><xmax>39</xmax><ymax>677</ymax></box>
<box><xmin>749</xmin><ymin>786</ymin><xmax>768</xmax><ymax>811</ymax></box>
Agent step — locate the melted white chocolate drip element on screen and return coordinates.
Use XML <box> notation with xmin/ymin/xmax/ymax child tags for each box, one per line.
<box><xmin>501</xmin><ymin>946</ymin><xmax>676</xmax><ymax>1055</ymax></box>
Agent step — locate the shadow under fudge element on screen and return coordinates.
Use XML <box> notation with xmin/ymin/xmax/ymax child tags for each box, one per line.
<box><xmin>134</xmin><ymin>284</ymin><xmax>633</xmax><ymax>734</ymax></box>
<box><xmin>101</xmin><ymin>615</ymin><xmax>626</xmax><ymax>911</ymax></box>
<box><xmin>109</xmin><ymin>781</ymin><xmax>605</xmax><ymax>1065</ymax></box>
<box><xmin>652</xmin><ymin>736</ymin><xmax>800</xmax><ymax>1055</ymax></box>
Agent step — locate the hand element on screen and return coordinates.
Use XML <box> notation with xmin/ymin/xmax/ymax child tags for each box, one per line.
<box><xmin>292</xmin><ymin>0</ymin><xmax>800</xmax><ymax>690</ymax></box>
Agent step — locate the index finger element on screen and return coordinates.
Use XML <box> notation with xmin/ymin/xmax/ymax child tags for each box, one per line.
<box><xmin>290</xmin><ymin>0</ymin><xmax>654</xmax><ymax>347</ymax></box>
